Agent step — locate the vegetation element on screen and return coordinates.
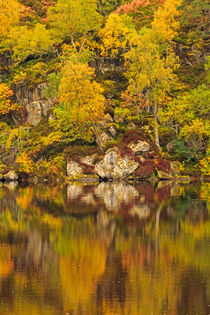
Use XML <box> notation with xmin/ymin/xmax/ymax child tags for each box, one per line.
<box><xmin>0</xmin><ymin>0</ymin><xmax>209</xmax><ymax>180</ymax></box>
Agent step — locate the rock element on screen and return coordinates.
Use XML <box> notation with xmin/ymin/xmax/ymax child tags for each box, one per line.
<box><xmin>95</xmin><ymin>147</ymin><xmax>139</xmax><ymax>179</ymax></box>
<box><xmin>157</xmin><ymin>170</ymin><xmax>173</xmax><ymax>180</ymax></box>
<box><xmin>99</xmin><ymin>114</ymin><xmax>113</xmax><ymax>128</ymax></box>
<box><xmin>67</xmin><ymin>161</ymin><xmax>83</xmax><ymax>177</ymax></box>
<box><xmin>127</xmin><ymin>122</ymin><xmax>137</xmax><ymax>130</ymax></box>
<box><xmin>81</xmin><ymin>154</ymin><xmax>97</xmax><ymax>165</ymax></box>
<box><xmin>15</xmin><ymin>84</ymin><xmax>54</xmax><ymax>126</ymax></box>
<box><xmin>109</xmin><ymin>125</ymin><xmax>117</xmax><ymax>137</ymax></box>
<box><xmin>3</xmin><ymin>171</ymin><xmax>18</xmax><ymax>181</ymax></box>
<box><xmin>170</xmin><ymin>161</ymin><xmax>181</xmax><ymax>176</ymax></box>
<box><xmin>129</xmin><ymin>141</ymin><xmax>150</xmax><ymax>153</ymax></box>
<box><xmin>100</xmin><ymin>132</ymin><xmax>112</xmax><ymax>147</ymax></box>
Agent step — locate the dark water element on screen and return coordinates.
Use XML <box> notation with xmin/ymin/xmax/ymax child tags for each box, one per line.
<box><xmin>0</xmin><ymin>181</ymin><xmax>209</xmax><ymax>315</ymax></box>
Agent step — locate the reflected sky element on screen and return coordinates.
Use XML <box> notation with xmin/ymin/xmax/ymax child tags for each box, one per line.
<box><xmin>0</xmin><ymin>182</ymin><xmax>209</xmax><ymax>315</ymax></box>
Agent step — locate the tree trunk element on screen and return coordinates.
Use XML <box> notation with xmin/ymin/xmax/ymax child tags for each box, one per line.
<box><xmin>154</xmin><ymin>104</ymin><xmax>160</xmax><ymax>149</ymax></box>
<box><xmin>92</xmin><ymin>122</ymin><xmax>102</xmax><ymax>149</ymax></box>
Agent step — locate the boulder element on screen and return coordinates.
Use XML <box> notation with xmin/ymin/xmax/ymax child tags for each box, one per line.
<box><xmin>67</xmin><ymin>161</ymin><xmax>83</xmax><ymax>177</ymax></box>
<box><xmin>3</xmin><ymin>171</ymin><xmax>18</xmax><ymax>181</ymax></box>
<box><xmin>128</xmin><ymin>141</ymin><xmax>150</xmax><ymax>153</ymax></box>
<box><xmin>95</xmin><ymin>147</ymin><xmax>139</xmax><ymax>179</ymax></box>
<box><xmin>81</xmin><ymin>154</ymin><xmax>97</xmax><ymax>165</ymax></box>
<box><xmin>127</xmin><ymin>122</ymin><xmax>137</xmax><ymax>130</ymax></box>
<box><xmin>109</xmin><ymin>125</ymin><xmax>117</xmax><ymax>137</ymax></box>
<box><xmin>15</xmin><ymin>84</ymin><xmax>54</xmax><ymax>126</ymax></box>
<box><xmin>100</xmin><ymin>132</ymin><xmax>112</xmax><ymax>147</ymax></box>
<box><xmin>99</xmin><ymin>113</ymin><xmax>113</xmax><ymax>128</ymax></box>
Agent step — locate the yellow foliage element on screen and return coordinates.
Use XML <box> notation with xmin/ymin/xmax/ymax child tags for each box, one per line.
<box><xmin>16</xmin><ymin>152</ymin><xmax>34</xmax><ymax>174</ymax></box>
<box><xmin>99</xmin><ymin>13</ymin><xmax>138</xmax><ymax>57</ymax></box>
<box><xmin>0</xmin><ymin>0</ymin><xmax>21</xmax><ymax>38</ymax></box>
<box><xmin>59</xmin><ymin>61</ymin><xmax>105</xmax><ymax>125</ymax></box>
<box><xmin>0</xmin><ymin>83</ymin><xmax>20</xmax><ymax>116</ymax></box>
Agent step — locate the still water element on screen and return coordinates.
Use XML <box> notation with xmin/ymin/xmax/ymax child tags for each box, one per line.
<box><xmin>0</xmin><ymin>181</ymin><xmax>209</xmax><ymax>315</ymax></box>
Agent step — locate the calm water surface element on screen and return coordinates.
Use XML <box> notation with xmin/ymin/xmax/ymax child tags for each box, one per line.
<box><xmin>0</xmin><ymin>181</ymin><xmax>209</xmax><ymax>315</ymax></box>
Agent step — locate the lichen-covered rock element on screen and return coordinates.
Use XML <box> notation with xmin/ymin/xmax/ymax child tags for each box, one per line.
<box><xmin>100</xmin><ymin>132</ymin><xmax>112</xmax><ymax>147</ymax></box>
<box><xmin>15</xmin><ymin>84</ymin><xmax>54</xmax><ymax>126</ymax></box>
<box><xmin>128</xmin><ymin>141</ymin><xmax>150</xmax><ymax>153</ymax></box>
<box><xmin>127</xmin><ymin>122</ymin><xmax>137</xmax><ymax>130</ymax></box>
<box><xmin>67</xmin><ymin>161</ymin><xmax>83</xmax><ymax>177</ymax></box>
<box><xmin>95</xmin><ymin>147</ymin><xmax>139</xmax><ymax>179</ymax></box>
<box><xmin>109</xmin><ymin>125</ymin><xmax>117</xmax><ymax>137</ymax></box>
<box><xmin>3</xmin><ymin>171</ymin><xmax>18</xmax><ymax>181</ymax></box>
<box><xmin>99</xmin><ymin>113</ymin><xmax>113</xmax><ymax>128</ymax></box>
<box><xmin>81</xmin><ymin>154</ymin><xmax>97</xmax><ymax>165</ymax></box>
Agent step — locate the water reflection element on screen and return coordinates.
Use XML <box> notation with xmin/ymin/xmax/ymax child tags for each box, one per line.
<box><xmin>0</xmin><ymin>182</ymin><xmax>209</xmax><ymax>314</ymax></box>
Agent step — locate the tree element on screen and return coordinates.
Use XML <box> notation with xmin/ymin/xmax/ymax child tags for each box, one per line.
<box><xmin>9</xmin><ymin>23</ymin><xmax>53</xmax><ymax>63</ymax></box>
<box><xmin>0</xmin><ymin>0</ymin><xmax>21</xmax><ymax>39</ymax></box>
<box><xmin>99</xmin><ymin>13</ymin><xmax>138</xmax><ymax>57</ymax></box>
<box><xmin>116</xmin><ymin>0</ymin><xmax>165</xmax><ymax>29</ymax></box>
<box><xmin>48</xmin><ymin>0</ymin><xmax>102</xmax><ymax>52</ymax></box>
<box><xmin>124</xmin><ymin>0</ymin><xmax>181</xmax><ymax>148</ymax></box>
<box><xmin>0</xmin><ymin>84</ymin><xmax>21</xmax><ymax>117</ymax></box>
<box><xmin>54</xmin><ymin>61</ymin><xmax>105</xmax><ymax>145</ymax></box>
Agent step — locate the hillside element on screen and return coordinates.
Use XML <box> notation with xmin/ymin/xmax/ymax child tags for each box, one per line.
<box><xmin>0</xmin><ymin>0</ymin><xmax>209</xmax><ymax>181</ymax></box>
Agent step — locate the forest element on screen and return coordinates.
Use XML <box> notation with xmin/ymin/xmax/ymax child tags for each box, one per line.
<box><xmin>0</xmin><ymin>0</ymin><xmax>209</xmax><ymax>181</ymax></box>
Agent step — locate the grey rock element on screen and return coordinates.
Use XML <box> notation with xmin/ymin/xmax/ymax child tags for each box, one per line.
<box><xmin>67</xmin><ymin>161</ymin><xmax>83</xmax><ymax>177</ymax></box>
<box><xmin>81</xmin><ymin>154</ymin><xmax>97</xmax><ymax>165</ymax></box>
<box><xmin>109</xmin><ymin>125</ymin><xmax>117</xmax><ymax>137</ymax></box>
<box><xmin>15</xmin><ymin>84</ymin><xmax>54</xmax><ymax>126</ymax></box>
<box><xmin>3</xmin><ymin>171</ymin><xmax>18</xmax><ymax>181</ymax></box>
<box><xmin>127</xmin><ymin>122</ymin><xmax>137</xmax><ymax>130</ymax></box>
<box><xmin>128</xmin><ymin>141</ymin><xmax>150</xmax><ymax>153</ymax></box>
<box><xmin>100</xmin><ymin>132</ymin><xmax>112</xmax><ymax>147</ymax></box>
<box><xmin>95</xmin><ymin>147</ymin><xmax>139</xmax><ymax>179</ymax></box>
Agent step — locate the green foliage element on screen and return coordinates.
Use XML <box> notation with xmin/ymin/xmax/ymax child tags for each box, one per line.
<box><xmin>171</xmin><ymin>139</ymin><xmax>192</xmax><ymax>162</ymax></box>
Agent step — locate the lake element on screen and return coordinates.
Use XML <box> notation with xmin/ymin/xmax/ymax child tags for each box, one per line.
<box><xmin>0</xmin><ymin>181</ymin><xmax>209</xmax><ymax>315</ymax></box>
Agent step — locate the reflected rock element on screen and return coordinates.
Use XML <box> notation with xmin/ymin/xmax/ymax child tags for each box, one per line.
<box><xmin>2</xmin><ymin>181</ymin><xmax>18</xmax><ymax>190</ymax></box>
<box><xmin>3</xmin><ymin>171</ymin><xmax>18</xmax><ymax>182</ymax></box>
<box><xmin>67</xmin><ymin>184</ymin><xmax>83</xmax><ymax>200</ymax></box>
<box><xmin>95</xmin><ymin>182</ymin><xmax>139</xmax><ymax>211</ymax></box>
<box><xmin>81</xmin><ymin>194</ymin><xmax>95</xmax><ymax>205</ymax></box>
<box><xmin>97</xmin><ymin>210</ymin><xmax>110</xmax><ymax>228</ymax></box>
<box><xmin>129</xmin><ymin>204</ymin><xmax>150</xmax><ymax>220</ymax></box>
